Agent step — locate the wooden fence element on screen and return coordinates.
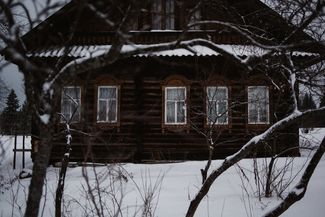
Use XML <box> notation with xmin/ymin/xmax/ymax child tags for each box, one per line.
<box><xmin>12</xmin><ymin>134</ymin><xmax>31</xmax><ymax>169</ymax></box>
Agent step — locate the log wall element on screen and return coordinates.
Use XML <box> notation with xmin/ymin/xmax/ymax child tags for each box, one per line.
<box><xmin>50</xmin><ymin>56</ymin><xmax>299</xmax><ymax>163</ymax></box>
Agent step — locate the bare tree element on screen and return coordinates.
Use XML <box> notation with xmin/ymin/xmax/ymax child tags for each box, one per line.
<box><xmin>0</xmin><ymin>1</ymin><xmax>325</xmax><ymax>217</ymax></box>
<box><xmin>263</xmin><ymin>137</ymin><xmax>325</xmax><ymax>217</ymax></box>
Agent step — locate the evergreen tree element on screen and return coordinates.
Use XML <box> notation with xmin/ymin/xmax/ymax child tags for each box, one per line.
<box><xmin>0</xmin><ymin>89</ymin><xmax>20</xmax><ymax>134</ymax></box>
<box><xmin>19</xmin><ymin>101</ymin><xmax>31</xmax><ymax>133</ymax></box>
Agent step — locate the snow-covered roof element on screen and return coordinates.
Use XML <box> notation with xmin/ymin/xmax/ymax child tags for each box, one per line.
<box><xmin>27</xmin><ymin>44</ymin><xmax>318</xmax><ymax>58</ymax></box>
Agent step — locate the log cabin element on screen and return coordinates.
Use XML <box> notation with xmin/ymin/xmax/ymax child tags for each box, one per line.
<box><xmin>23</xmin><ymin>0</ymin><xmax>318</xmax><ymax>163</ymax></box>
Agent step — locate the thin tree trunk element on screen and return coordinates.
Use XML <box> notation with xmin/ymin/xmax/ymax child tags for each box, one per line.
<box><xmin>55</xmin><ymin>124</ymin><xmax>72</xmax><ymax>217</ymax></box>
<box><xmin>265</xmin><ymin>157</ymin><xmax>275</xmax><ymax>197</ymax></box>
<box><xmin>55</xmin><ymin>150</ymin><xmax>71</xmax><ymax>217</ymax></box>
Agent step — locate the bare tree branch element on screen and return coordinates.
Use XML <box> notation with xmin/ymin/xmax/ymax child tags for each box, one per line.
<box><xmin>263</xmin><ymin>136</ymin><xmax>325</xmax><ymax>217</ymax></box>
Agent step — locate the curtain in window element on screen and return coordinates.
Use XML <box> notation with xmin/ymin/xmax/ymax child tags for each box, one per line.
<box><xmin>165</xmin><ymin>0</ymin><xmax>175</xmax><ymax>29</ymax></box>
<box><xmin>61</xmin><ymin>87</ymin><xmax>81</xmax><ymax>122</ymax></box>
<box><xmin>97</xmin><ymin>87</ymin><xmax>117</xmax><ymax>123</ymax></box>
<box><xmin>189</xmin><ymin>9</ymin><xmax>201</xmax><ymax>30</ymax></box>
<box><xmin>207</xmin><ymin>87</ymin><xmax>228</xmax><ymax>124</ymax></box>
<box><xmin>248</xmin><ymin>86</ymin><xmax>269</xmax><ymax>124</ymax></box>
<box><xmin>152</xmin><ymin>0</ymin><xmax>162</xmax><ymax>29</ymax></box>
<box><xmin>166</xmin><ymin>87</ymin><xmax>186</xmax><ymax>124</ymax></box>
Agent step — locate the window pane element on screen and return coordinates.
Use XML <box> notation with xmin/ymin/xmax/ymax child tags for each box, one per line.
<box><xmin>248</xmin><ymin>86</ymin><xmax>269</xmax><ymax>123</ymax></box>
<box><xmin>248</xmin><ymin>87</ymin><xmax>255</xmax><ymax>122</ymax></box>
<box><xmin>190</xmin><ymin>9</ymin><xmax>201</xmax><ymax>30</ymax></box>
<box><xmin>208</xmin><ymin>87</ymin><xmax>227</xmax><ymax>100</ymax></box>
<box><xmin>108</xmin><ymin>100</ymin><xmax>117</xmax><ymax>122</ymax></box>
<box><xmin>249</xmin><ymin>106</ymin><xmax>258</xmax><ymax>123</ymax></box>
<box><xmin>64</xmin><ymin>87</ymin><xmax>80</xmax><ymax>100</ymax></box>
<box><xmin>71</xmin><ymin>103</ymin><xmax>80</xmax><ymax>122</ymax></box>
<box><xmin>99</xmin><ymin>88</ymin><xmax>108</xmax><ymax>99</ymax></box>
<box><xmin>62</xmin><ymin>99</ymin><xmax>71</xmax><ymax>119</ymax></box>
<box><xmin>167</xmin><ymin>88</ymin><xmax>185</xmax><ymax>100</ymax></box>
<box><xmin>167</xmin><ymin>89</ymin><xmax>176</xmax><ymax>100</ymax></box>
<box><xmin>207</xmin><ymin>101</ymin><xmax>217</xmax><ymax>123</ymax></box>
<box><xmin>207</xmin><ymin>87</ymin><xmax>228</xmax><ymax>124</ymax></box>
<box><xmin>176</xmin><ymin>101</ymin><xmax>185</xmax><ymax>123</ymax></box>
<box><xmin>166</xmin><ymin>0</ymin><xmax>174</xmax><ymax>14</ymax></box>
<box><xmin>152</xmin><ymin>0</ymin><xmax>162</xmax><ymax>29</ymax></box>
<box><xmin>166</xmin><ymin>15</ymin><xmax>175</xmax><ymax>29</ymax></box>
<box><xmin>216</xmin><ymin>89</ymin><xmax>227</xmax><ymax>101</ymax></box>
<box><xmin>61</xmin><ymin>87</ymin><xmax>81</xmax><ymax>122</ymax></box>
<box><xmin>166</xmin><ymin>101</ymin><xmax>175</xmax><ymax>123</ymax></box>
<box><xmin>97</xmin><ymin>86</ymin><xmax>118</xmax><ymax>123</ymax></box>
<box><xmin>259</xmin><ymin>105</ymin><xmax>268</xmax><ymax>123</ymax></box>
<box><xmin>166</xmin><ymin>0</ymin><xmax>175</xmax><ymax>29</ymax></box>
<box><xmin>100</xmin><ymin>87</ymin><xmax>116</xmax><ymax>99</ymax></box>
<box><xmin>207</xmin><ymin>87</ymin><xmax>216</xmax><ymax>100</ymax></box>
<box><xmin>98</xmin><ymin>100</ymin><xmax>107</xmax><ymax>121</ymax></box>
<box><xmin>257</xmin><ymin>87</ymin><xmax>267</xmax><ymax>101</ymax></box>
<box><xmin>218</xmin><ymin>101</ymin><xmax>227</xmax><ymax>123</ymax></box>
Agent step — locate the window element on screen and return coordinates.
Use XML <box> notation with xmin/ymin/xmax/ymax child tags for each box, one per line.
<box><xmin>165</xmin><ymin>87</ymin><xmax>186</xmax><ymax>124</ymax></box>
<box><xmin>189</xmin><ymin>9</ymin><xmax>201</xmax><ymax>30</ymax></box>
<box><xmin>61</xmin><ymin>86</ymin><xmax>81</xmax><ymax>122</ymax></box>
<box><xmin>97</xmin><ymin>86</ymin><xmax>118</xmax><ymax>123</ymax></box>
<box><xmin>207</xmin><ymin>86</ymin><xmax>228</xmax><ymax>125</ymax></box>
<box><xmin>152</xmin><ymin>0</ymin><xmax>175</xmax><ymax>30</ymax></box>
<box><xmin>165</xmin><ymin>0</ymin><xmax>175</xmax><ymax>29</ymax></box>
<box><xmin>152</xmin><ymin>0</ymin><xmax>162</xmax><ymax>29</ymax></box>
<box><xmin>248</xmin><ymin>86</ymin><xmax>269</xmax><ymax>124</ymax></box>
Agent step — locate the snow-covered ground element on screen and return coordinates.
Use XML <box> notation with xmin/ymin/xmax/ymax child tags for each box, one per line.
<box><xmin>0</xmin><ymin>129</ymin><xmax>324</xmax><ymax>217</ymax></box>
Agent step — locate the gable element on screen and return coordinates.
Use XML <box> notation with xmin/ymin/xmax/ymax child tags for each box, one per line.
<box><xmin>22</xmin><ymin>0</ymin><xmax>315</xmax><ymax>52</ymax></box>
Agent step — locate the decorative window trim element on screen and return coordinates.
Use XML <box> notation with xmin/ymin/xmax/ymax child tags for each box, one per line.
<box><xmin>206</xmin><ymin>86</ymin><xmax>228</xmax><ymax>125</ymax></box>
<box><xmin>60</xmin><ymin>86</ymin><xmax>81</xmax><ymax>123</ymax></box>
<box><xmin>247</xmin><ymin>86</ymin><xmax>270</xmax><ymax>125</ymax></box>
<box><xmin>97</xmin><ymin>86</ymin><xmax>119</xmax><ymax>124</ymax></box>
<box><xmin>164</xmin><ymin>86</ymin><xmax>187</xmax><ymax>125</ymax></box>
<box><xmin>161</xmin><ymin>75</ymin><xmax>190</xmax><ymax>132</ymax></box>
<box><xmin>94</xmin><ymin>76</ymin><xmax>121</xmax><ymax>129</ymax></box>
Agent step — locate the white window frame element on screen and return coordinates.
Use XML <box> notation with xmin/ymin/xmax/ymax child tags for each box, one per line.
<box><xmin>247</xmin><ymin>86</ymin><xmax>269</xmax><ymax>124</ymax></box>
<box><xmin>189</xmin><ymin>9</ymin><xmax>201</xmax><ymax>30</ymax></box>
<box><xmin>165</xmin><ymin>0</ymin><xmax>175</xmax><ymax>30</ymax></box>
<box><xmin>206</xmin><ymin>86</ymin><xmax>228</xmax><ymax>125</ymax></box>
<box><xmin>61</xmin><ymin>86</ymin><xmax>81</xmax><ymax>123</ymax></box>
<box><xmin>152</xmin><ymin>0</ymin><xmax>163</xmax><ymax>29</ymax></box>
<box><xmin>164</xmin><ymin>86</ymin><xmax>187</xmax><ymax>125</ymax></box>
<box><xmin>97</xmin><ymin>86</ymin><xmax>118</xmax><ymax>123</ymax></box>
<box><xmin>152</xmin><ymin>0</ymin><xmax>175</xmax><ymax>30</ymax></box>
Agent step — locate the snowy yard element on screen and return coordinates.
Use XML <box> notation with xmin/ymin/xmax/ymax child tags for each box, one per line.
<box><xmin>0</xmin><ymin>129</ymin><xmax>324</xmax><ymax>217</ymax></box>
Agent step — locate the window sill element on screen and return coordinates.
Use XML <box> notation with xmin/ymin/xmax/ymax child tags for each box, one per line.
<box><xmin>247</xmin><ymin>123</ymin><xmax>270</xmax><ymax>129</ymax></box>
<box><xmin>205</xmin><ymin>123</ymin><xmax>230</xmax><ymax>129</ymax></box>
<box><xmin>95</xmin><ymin>122</ymin><xmax>120</xmax><ymax>130</ymax></box>
<box><xmin>162</xmin><ymin>124</ymin><xmax>190</xmax><ymax>133</ymax></box>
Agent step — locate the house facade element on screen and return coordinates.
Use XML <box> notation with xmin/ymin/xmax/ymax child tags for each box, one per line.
<box><xmin>24</xmin><ymin>0</ymin><xmax>316</xmax><ymax>163</ymax></box>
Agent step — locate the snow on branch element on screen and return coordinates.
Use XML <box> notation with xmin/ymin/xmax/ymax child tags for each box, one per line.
<box><xmin>185</xmin><ymin>106</ymin><xmax>325</xmax><ymax>217</ymax></box>
<box><xmin>262</xmin><ymin>136</ymin><xmax>325</xmax><ymax>217</ymax></box>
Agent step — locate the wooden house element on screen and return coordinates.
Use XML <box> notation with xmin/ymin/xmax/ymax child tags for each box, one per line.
<box><xmin>24</xmin><ymin>0</ymin><xmax>317</xmax><ymax>163</ymax></box>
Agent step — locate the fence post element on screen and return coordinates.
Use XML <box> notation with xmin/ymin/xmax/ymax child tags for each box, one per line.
<box><xmin>22</xmin><ymin>134</ymin><xmax>25</xmax><ymax>168</ymax></box>
<box><xmin>13</xmin><ymin>134</ymin><xmax>17</xmax><ymax>169</ymax></box>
